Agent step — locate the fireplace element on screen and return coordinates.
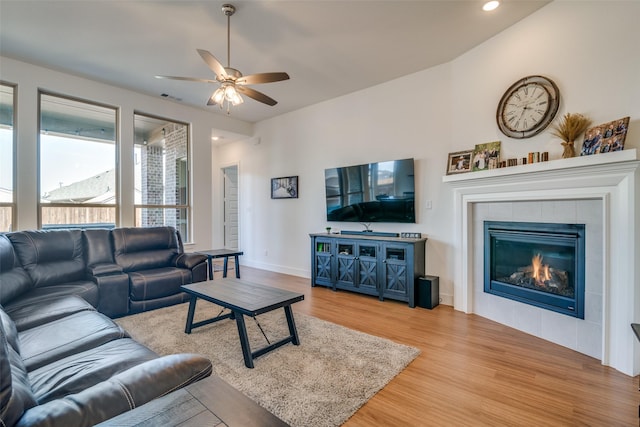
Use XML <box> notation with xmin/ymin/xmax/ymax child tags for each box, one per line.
<box><xmin>484</xmin><ymin>221</ymin><xmax>585</xmax><ymax>318</ymax></box>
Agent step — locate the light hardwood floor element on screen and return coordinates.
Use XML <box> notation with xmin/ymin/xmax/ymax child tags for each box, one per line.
<box><xmin>235</xmin><ymin>266</ymin><xmax>637</xmax><ymax>426</ymax></box>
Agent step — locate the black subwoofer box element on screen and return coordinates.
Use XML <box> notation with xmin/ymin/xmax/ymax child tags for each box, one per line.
<box><xmin>416</xmin><ymin>275</ymin><xmax>439</xmax><ymax>309</ymax></box>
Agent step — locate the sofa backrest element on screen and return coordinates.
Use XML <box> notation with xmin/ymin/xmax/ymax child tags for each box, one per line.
<box><xmin>0</xmin><ymin>235</ymin><xmax>33</xmax><ymax>306</ymax></box>
<box><xmin>112</xmin><ymin>227</ymin><xmax>182</xmax><ymax>272</ymax></box>
<box><xmin>83</xmin><ymin>229</ymin><xmax>116</xmax><ymax>267</ymax></box>
<box><xmin>7</xmin><ymin>230</ymin><xmax>86</xmax><ymax>288</ymax></box>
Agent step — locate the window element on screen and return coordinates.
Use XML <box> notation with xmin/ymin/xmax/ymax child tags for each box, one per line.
<box><xmin>39</xmin><ymin>93</ymin><xmax>117</xmax><ymax>229</ymax></box>
<box><xmin>0</xmin><ymin>83</ymin><xmax>15</xmax><ymax>232</ymax></box>
<box><xmin>134</xmin><ymin>113</ymin><xmax>190</xmax><ymax>241</ymax></box>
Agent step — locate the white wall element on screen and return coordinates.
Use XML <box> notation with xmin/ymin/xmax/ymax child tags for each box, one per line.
<box><xmin>216</xmin><ymin>1</ymin><xmax>640</xmax><ymax>305</ymax></box>
<box><xmin>0</xmin><ymin>56</ymin><xmax>253</xmax><ymax>249</ymax></box>
<box><xmin>216</xmin><ymin>62</ymin><xmax>455</xmax><ymax>283</ymax></box>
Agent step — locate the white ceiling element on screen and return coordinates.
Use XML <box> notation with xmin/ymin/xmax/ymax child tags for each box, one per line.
<box><xmin>0</xmin><ymin>0</ymin><xmax>550</xmax><ymax>124</ymax></box>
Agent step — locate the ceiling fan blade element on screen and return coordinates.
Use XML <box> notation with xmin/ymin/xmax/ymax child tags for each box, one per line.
<box><xmin>237</xmin><ymin>72</ymin><xmax>290</xmax><ymax>85</ymax></box>
<box><xmin>197</xmin><ymin>49</ymin><xmax>227</xmax><ymax>79</ymax></box>
<box><xmin>155</xmin><ymin>75</ymin><xmax>217</xmax><ymax>83</ymax></box>
<box><xmin>236</xmin><ymin>86</ymin><xmax>278</xmax><ymax>106</ymax></box>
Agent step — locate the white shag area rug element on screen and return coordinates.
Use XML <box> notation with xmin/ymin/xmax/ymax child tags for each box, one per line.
<box><xmin>116</xmin><ymin>301</ymin><xmax>419</xmax><ymax>427</ymax></box>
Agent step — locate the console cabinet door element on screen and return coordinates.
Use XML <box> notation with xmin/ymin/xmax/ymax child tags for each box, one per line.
<box><xmin>381</xmin><ymin>243</ymin><xmax>412</xmax><ymax>303</ymax></box>
<box><xmin>357</xmin><ymin>243</ymin><xmax>379</xmax><ymax>296</ymax></box>
<box><xmin>313</xmin><ymin>237</ymin><xmax>334</xmax><ymax>287</ymax></box>
<box><xmin>336</xmin><ymin>241</ymin><xmax>357</xmax><ymax>290</ymax></box>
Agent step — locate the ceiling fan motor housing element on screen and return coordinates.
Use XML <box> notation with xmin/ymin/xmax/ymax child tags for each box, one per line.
<box><xmin>224</xmin><ymin>68</ymin><xmax>242</xmax><ymax>80</ymax></box>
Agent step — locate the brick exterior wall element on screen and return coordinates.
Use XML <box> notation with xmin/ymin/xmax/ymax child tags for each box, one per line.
<box><xmin>140</xmin><ymin>123</ymin><xmax>188</xmax><ymax>234</ymax></box>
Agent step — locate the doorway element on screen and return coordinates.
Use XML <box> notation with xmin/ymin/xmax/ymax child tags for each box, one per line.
<box><xmin>222</xmin><ymin>165</ymin><xmax>239</xmax><ymax>249</ymax></box>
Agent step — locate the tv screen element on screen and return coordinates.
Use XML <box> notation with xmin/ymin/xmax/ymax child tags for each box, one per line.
<box><xmin>325</xmin><ymin>158</ymin><xmax>415</xmax><ymax>223</ymax></box>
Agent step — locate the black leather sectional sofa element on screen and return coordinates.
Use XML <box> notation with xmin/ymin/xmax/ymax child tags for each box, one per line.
<box><xmin>0</xmin><ymin>226</ymin><xmax>212</xmax><ymax>427</ymax></box>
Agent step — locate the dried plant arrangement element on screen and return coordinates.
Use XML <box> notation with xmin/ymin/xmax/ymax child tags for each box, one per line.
<box><xmin>550</xmin><ymin>113</ymin><xmax>592</xmax><ymax>158</ymax></box>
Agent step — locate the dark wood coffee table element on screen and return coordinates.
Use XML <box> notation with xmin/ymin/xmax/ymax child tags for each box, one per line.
<box><xmin>181</xmin><ymin>278</ymin><xmax>304</xmax><ymax>368</ymax></box>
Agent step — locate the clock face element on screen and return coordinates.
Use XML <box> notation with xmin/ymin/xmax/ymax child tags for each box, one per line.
<box><xmin>497</xmin><ymin>76</ymin><xmax>560</xmax><ymax>139</ymax></box>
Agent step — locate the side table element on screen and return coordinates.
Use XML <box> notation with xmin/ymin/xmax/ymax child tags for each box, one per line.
<box><xmin>196</xmin><ymin>249</ymin><xmax>244</xmax><ymax>280</ymax></box>
<box><xmin>95</xmin><ymin>376</ymin><xmax>289</xmax><ymax>426</ymax></box>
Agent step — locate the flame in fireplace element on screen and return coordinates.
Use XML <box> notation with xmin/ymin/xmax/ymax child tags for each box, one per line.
<box><xmin>531</xmin><ymin>253</ymin><xmax>551</xmax><ymax>285</ymax></box>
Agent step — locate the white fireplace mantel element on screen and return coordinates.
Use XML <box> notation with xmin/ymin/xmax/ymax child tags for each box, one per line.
<box><xmin>443</xmin><ymin>149</ymin><xmax>640</xmax><ymax>376</ymax></box>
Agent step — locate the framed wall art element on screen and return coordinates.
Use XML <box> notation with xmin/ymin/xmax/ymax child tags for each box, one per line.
<box><xmin>472</xmin><ymin>141</ymin><xmax>501</xmax><ymax>171</ymax></box>
<box><xmin>271</xmin><ymin>176</ymin><xmax>298</xmax><ymax>199</ymax></box>
<box><xmin>446</xmin><ymin>150</ymin><xmax>473</xmax><ymax>175</ymax></box>
<box><xmin>580</xmin><ymin>116</ymin><xmax>629</xmax><ymax>156</ymax></box>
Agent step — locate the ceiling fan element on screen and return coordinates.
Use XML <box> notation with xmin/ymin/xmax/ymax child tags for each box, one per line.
<box><xmin>155</xmin><ymin>3</ymin><xmax>289</xmax><ymax>112</ymax></box>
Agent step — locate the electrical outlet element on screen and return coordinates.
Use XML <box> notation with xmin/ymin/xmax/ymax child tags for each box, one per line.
<box><xmin>425</xmin><ymin>200</ymin><xmax>433</xmax><ymax>209</ymax></box>
<box><xmin>264</xmin><ymin>249</ymin><xmax>268</xmax><ymax>256</ymax></box>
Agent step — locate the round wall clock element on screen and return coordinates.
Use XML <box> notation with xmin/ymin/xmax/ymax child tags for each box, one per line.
<box><xmin>496</xmin><ymin>75</ymin><xmax>560</xmax><ymax>139</ymax></box>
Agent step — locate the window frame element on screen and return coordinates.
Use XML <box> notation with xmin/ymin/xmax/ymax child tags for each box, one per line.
<box><xmin>0</xmin><ymin>81</ymin><xmax>17</xmax><ymax>232</ymax></box>
<box><xmin>37</xmin><ymin>90</ymin><xmax>119</xmax><ymax>229</ymax></box>
<box><xmin>133</xmin><ymin>111</ymin><xmax>192</xmax><ymax>242</ymax></box>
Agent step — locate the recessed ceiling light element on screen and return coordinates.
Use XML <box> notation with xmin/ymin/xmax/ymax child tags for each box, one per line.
<box><xmin>483</xmin><ymin>1</ymin><xmax>500</xmax><ymax>12</ymax></box>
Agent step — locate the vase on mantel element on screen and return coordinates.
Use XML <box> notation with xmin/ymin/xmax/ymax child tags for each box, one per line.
<box><xmin>561</xmin><ymin>141</ymin><xmax>576</xmax><ymax>158</ymax></box>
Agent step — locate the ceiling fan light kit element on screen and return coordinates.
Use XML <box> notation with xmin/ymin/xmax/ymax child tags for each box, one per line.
<box><xmin>155</xmin><ymin>3</ymin><xmax>289</xmax><ymax>114</ymax></box>
<box><xmin>210</xmin><ymin>82</ymin><xmax>244</xmax><ymax>107</ymax></box>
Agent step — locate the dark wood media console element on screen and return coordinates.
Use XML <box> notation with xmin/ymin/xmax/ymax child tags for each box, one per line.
<box><xmin>310</xmin><ymin>233</ymin><xmax>426</xmax><ymax>307</ymax></box>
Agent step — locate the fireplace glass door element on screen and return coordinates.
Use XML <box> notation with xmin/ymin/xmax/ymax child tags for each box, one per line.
<box><xmin>484</xmin><ymin>221</ymin><xmax>585</xmax><ymax>318</ymax></box>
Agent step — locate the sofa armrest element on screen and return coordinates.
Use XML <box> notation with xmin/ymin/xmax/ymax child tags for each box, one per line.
<box><xmin>16</xmin><ymin>353</ymin><xmax>212</xmax><ymax>427</ymax></box>
<box><xmin>87</xmin><ymin>263</ymin><xmax>129</xmax><ymax>318</ymax></box>
<box><xmin>92</xmin><ymin>273</ymin><xmax>130</xmax><ymax>318</ymax></box>
<box><xmin>87</xmin><ymin>263</ymin><xmax>123</xmax><ymax>277</ymax></box>
<box><xmin>173</xmin><ymin>253</ymin><xmax>207</xmax><ymax>270</ymax></box>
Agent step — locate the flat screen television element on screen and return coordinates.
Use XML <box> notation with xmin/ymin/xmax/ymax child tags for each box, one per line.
<box><xmin>325</xmin><ymin>158</ymin><xmax>415</xmax><ymax>223</ymax></box>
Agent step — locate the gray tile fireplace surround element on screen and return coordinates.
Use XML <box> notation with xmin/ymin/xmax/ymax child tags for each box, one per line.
<box><xmin>444</xmin><ymin>149</ymin><xmax>640</xmax><ymax>376</ymax></box>
<box><xmin>473</xmin><ymin>199</ymin><xmax>602</xmax><ymax>359</ymax></box>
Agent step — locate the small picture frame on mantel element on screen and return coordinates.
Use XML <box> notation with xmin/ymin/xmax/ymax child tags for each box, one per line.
<box><xmin>472</xmin><ymin>141</ymin><xmax>501</xmax><ymax>172</ymax></box>
<box><xmin>580</xmin><ymin>116</ymin><xmax>629</xmax><ymax>156</ymax></box>
<box><xmin>271</xmin><ymin>176</ymin><xmax>298</xmax><ymax>199</ymax></box>
<box><xmin>446</xmin><ymin>150</ymin><xmax>473</xmax><ymax>175</ymax></box>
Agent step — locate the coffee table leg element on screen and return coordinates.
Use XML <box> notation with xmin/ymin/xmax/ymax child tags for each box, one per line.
<box><xmin>185</xmin><ymin>296</ymin><xmax>198</xmax><ymax>334</ymax></box>
<box><xmin>234</xmin><ymin>311</ymin><xmax>254</xmax><ymax>368</ymax></box>
<box><xmin>284</xmin><ymin>305</ymin><xmax>300</xmax><ymax>345</ymax></box>
<box><xmin>234</xmin><ymin>255</ymin><xmax>240</xmax><ymax>278</ymax></box>
<box><xmin>223</xmin><ymin>256</ymin><xmax>229</xmax><ymax>278</ymax></box>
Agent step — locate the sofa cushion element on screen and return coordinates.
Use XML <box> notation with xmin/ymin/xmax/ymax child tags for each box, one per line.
<box><xmin>4</xmin><ymin>280</ymin><xmax>99</xmax><ymax>320</ymax></box>
<box><xmin>8</xmin><ymin>230</ymin><xmax>86</xmax><ymax>288</ymax></box>
<box><xmin>29</xmin><ymin>338</ymin><xmax>158</xmax><ymax>404</ymax></box>
<box><xmin>129</xmin><ymin>267</ymin><xmax>191</xmax><ymax>301</ymax></box>
<box><xmin>0</xmin><ymin>234</ymin><xmax>33</xmax><ymax>306</ymax></box>
<box><xmin>112</xmin><ymin>227</ymin><xmax>181</xmax><ymax>272</ymax></box>
<box><xmin>18</xmin><ymin>310</ymin><xmax>128</xmax><ymax>371</ymax></box>
<box><xmin>0</xmin><ymin>327</ymin><xmax>37</xmax><ymax>427</ymax></box>
<box><xmin>4</xmin><ymin>295</ymin><xmax>95</xmax><ymax>332</ymax></box>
